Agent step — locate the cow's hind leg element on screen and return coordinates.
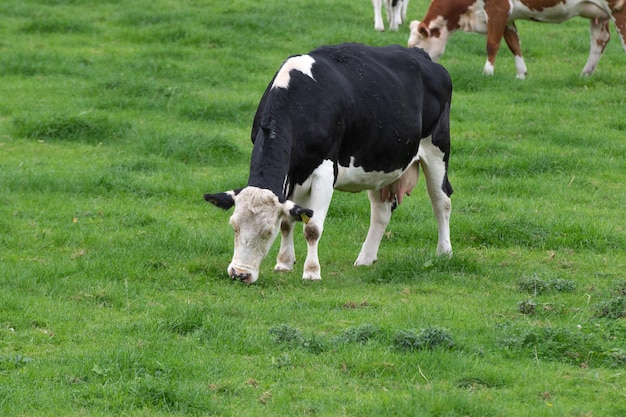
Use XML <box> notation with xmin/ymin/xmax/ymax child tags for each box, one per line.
<box><xmin>502</xmin><ymin>23</ymin><xmax>527</xmax><ymax>79</ymax></box>
<box><xmin>418</xmin><ymin>138</ymin><xmax>452</xmax><ymax>256</ymax></box>
<box><xmin>355</xmin><ymin>189</ymin><xmax>394</xmax><ymax>266</ymax></box>
<box><xmin>582</xmin><ymin>19</ymin><xmax>610</xmax><ymax>76</ymax></box>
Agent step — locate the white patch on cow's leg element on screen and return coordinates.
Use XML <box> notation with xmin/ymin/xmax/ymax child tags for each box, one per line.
<box><xmin>302</xmin><ymin>223</ymin><xmax>322</xmax><ymax>280</ymax></box>
<box><xmin>514</xmin><ymin>56</ymin><xmax>527</xmax><ymax>79</ymax></box>
<box><xmin>355</xmin><ymin>189</ymin><xmax>393</xmax><ymax>266</ymax></box>
<box><xmin>300</xmin><ymin>160</ymin><xmax>335</xmax><ymax>280</ymax></box>
<box><xmin>418</xmin><ymin>138</ymin><xmax>452</xmax><ymax>256</ymax></box>
<box><xmin>401</xmin><ymin>0</ymin><xmax>409</xmax><ymax>23</ymax></box>
<box><xmin>275</xmin><ymin>218</ymin><xmax>296</xmax><ymax>272</ymax></box>
<box><xmin>389</xmin><ymin>0</ymin><xmax>402</xmax><ymax>31</ymax></box>
<box><xmin>373</xmin><ymin>0</ymin><xmax>385</xmax><ymax>31</ymax></box>
<box><xmin>483</xmin><ymin>60</ymin><xmax>495</xmax><ymax>76</ymax></box>
<box><xmin>582</xmin><ymin>19</ymin><xmax>610</xmax><ymax>76</ymax></box>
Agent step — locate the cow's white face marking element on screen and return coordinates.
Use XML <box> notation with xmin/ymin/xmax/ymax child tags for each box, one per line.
<box><xmin>228</xmin><ymin>187</ymin><xmax>292</xmax><ymax>283</ymax></box>
<box><xmin>408</xmin><ymin>18</ymin><xmax>450</xmax><ymax>62</ymax></box>
<box><xmin>272</xmin><ymin>54</ymin><xmax>316</xmax><ymax>89</ymax></box>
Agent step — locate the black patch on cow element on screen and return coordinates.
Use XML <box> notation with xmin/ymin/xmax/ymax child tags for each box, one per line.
<box><xmin>248</xmin><ymin>43</ymin><xmax>453</xmax><ymax>201</ymax></box>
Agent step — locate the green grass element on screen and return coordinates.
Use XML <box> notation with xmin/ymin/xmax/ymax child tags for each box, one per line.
<box><xmin>1</xmin><ymin>0</ymin><xmax>625</xmax><ymax>415</ymax></box>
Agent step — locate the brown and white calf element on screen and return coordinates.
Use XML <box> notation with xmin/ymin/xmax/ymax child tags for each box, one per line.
<box><xmin>205</xmin><ymin>43</ymin><xmax>453</xmax><ymax>284</ymax></box>
<box><xmin>373</xmin><ymin>0</ymin><xmax>410</xmax><ymax>31</ymax></box>
<box><xmin>408</xmin><ymin>0</ymin><xmax>626</xmax><ymax>78</ymax></box>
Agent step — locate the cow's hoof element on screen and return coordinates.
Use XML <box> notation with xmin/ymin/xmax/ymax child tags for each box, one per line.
<box><xmin>354</xmin><ymin>257</ymin><xmax>377</xmax><ymax>267</ymax></box>
<box><xmin>274</xmin><ymin>263</ymin><xmax>294</xmax><ymax>272</ymax></box>
<box><xmin>302</xmin><ymin>275</ymin><xmax>322</xmax><ymax>281</ymax></box>
<box><xmin>302</xmin><ymin>269</ymin><xmax>321</xmax><ymax>281</ymax></box>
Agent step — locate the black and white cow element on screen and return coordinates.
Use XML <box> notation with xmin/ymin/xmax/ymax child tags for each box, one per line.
<box><xmin>373</xmin><ymin>0</ymin><xmax>410</xmax><ymax>31</ymax></box>
<box><xmin>205</xmin><ymin>43</ymin><xmax>453</xmax><ymax>284</ymax></box>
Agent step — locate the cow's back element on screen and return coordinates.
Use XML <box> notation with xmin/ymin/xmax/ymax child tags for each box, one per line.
<box><xmin>250</xmin><ymin>43</ymin><xmax>451</xmax><ymax>197</ymax></box>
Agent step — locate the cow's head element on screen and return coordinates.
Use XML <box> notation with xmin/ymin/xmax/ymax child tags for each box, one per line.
<box><xmin>408</xmin><ymin>19</ymin><xmax>450</xmax><ymax>62</ymax></box>
<box><xmin>204</xmin><ymin>186</ymin><xmax>313</xmax><ymax>284</ymax></box>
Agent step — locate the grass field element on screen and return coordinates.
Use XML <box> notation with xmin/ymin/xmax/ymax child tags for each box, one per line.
<box><xmin>1</xmin><ymin>0</ymin><xmax>625</xmax><ymax>416</ymax></box>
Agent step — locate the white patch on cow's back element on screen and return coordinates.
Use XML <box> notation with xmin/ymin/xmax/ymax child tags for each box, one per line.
<box><xmin>272</xmin><ymin>54</ymin><xmax>316</xmax><ymax>89</ymax></box>
<box><xmin>335</xmin><ymin>156</ymin><xmax>406</xmax><ymax>193</ymax></box>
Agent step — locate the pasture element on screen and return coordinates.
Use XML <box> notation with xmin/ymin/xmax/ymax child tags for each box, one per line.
<box><xmin>1</xmin><ymin>0</ymin><xmax>625</xmax><ymax>415</ymax></box>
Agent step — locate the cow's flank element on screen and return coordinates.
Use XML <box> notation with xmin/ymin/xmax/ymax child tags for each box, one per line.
<box><xmin>408</xmin><ymin>0</ymin><xmax>626</xmax><ymax>78</ymax></box>
<box><xmin>205</xmin><ymin>43</ymin><xmax>453</xmax><ymax>283</ymax></box>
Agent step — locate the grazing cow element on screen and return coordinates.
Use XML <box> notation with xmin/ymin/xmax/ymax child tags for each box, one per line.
<box><xmin>205</xmin><ymin>43</ymin><xmax>453</xmax><ymax>284</ymax></box>
<box><xmin>373</xmin><ymin>0</ymin><xmax>410</xmax><ymax>31</ymax></box>
<box><xmin>407</xmin><ymin>0</ymin><xmax>626</xmax><ymax>78</ymax></box>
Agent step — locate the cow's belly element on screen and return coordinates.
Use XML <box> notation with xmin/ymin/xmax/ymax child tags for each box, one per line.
<box><xmin>334</xmin><ymin>157</ymin><xmax>406</xmax><ymax>192</ymax></box>
<box><xmin>511</xmin><ymin>0</ymin><xmax>611</xmax><ymax>22</ymax></box>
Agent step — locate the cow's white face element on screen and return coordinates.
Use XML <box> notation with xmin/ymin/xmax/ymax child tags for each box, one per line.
<box><xmin>408</xmin><ymin>19</ymin><xmax>450</xmax><ymax>62</ymax></box>
<box><xmin>226</xmin><ymin>187</ymin><xmax>285</xmax><ymax>283</ymax></box>
<box><xmin>216</xmin><ymin>186</ymin><xmax>314</xmax><ymax>284</ymax></box>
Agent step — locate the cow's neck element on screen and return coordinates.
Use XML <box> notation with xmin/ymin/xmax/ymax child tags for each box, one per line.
<box><xmin>247</xmin><ymin>126</ymin><xmax>292</xmax><ymax>201</ymax></box>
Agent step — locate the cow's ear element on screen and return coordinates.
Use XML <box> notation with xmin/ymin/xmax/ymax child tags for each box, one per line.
<box><xmin>284</xmin><ymin>203</ymin><xmax>314</xmax><ymax>224</ymax></box>
<box><xmin>417</xmin><ymin>23</ymin><xmax>430</xmax><ymax>39</ymax></box>
<box><xmin>410</xmin><ymin>20</ymin><xmax>426</xmax><ymax>37</ymax></box>
<box><xmin>204</xmin><ymin>189</ymin><xmax>242</xmax><ymax>210</ymax></box>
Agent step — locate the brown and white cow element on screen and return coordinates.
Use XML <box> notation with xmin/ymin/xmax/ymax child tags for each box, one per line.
<box><xmin>408</xmin><ymin>0</ymin><xmax>626</xmax><ymax>78</ymax></box>
<box><xmin>373</xmin><ymin>0</ymin><xmax>410</xmax><ymax>31</ymax></box>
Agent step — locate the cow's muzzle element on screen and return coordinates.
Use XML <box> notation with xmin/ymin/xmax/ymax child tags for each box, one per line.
<box><xmin>227</xmin><ymin>265</ymin><xmax>258</xmax><ymax>284</ymax></box>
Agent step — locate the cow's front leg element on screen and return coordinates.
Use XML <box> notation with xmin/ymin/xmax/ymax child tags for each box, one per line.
<box><xmin>582</xmin><ymin>19</ymin><xmax>610</xmax><ymax>76</ymax></box>
<box><xmin>275</xmin><ymin>218</ymin><xmax>296</xmax><ymax>272</ymax></box>
<box><xmin>503</xmin><ymin>23</ymin><xmax>527</xmax><ymax>79</ymax></box>
<box><xmin>300</xmin><ymin>161</ymin><xmax>335</xmax><ymax>280</ymax></box>
<box><xmin>355</xmin><ymin>189</ymin><xmax>394</xmax><ymax>266</ymax></box>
